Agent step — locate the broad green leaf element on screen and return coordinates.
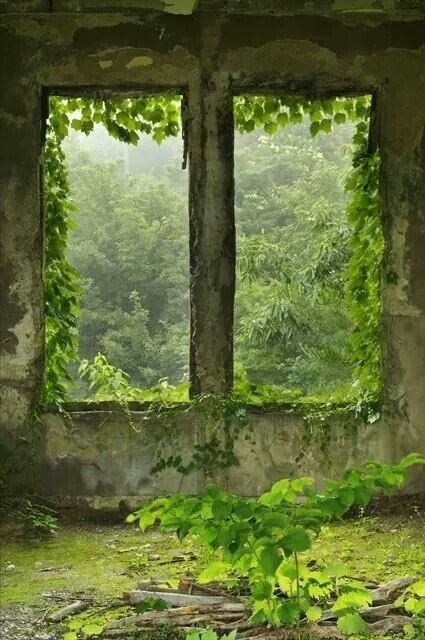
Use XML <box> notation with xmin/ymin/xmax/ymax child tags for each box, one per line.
<box><xmin>212</xmin><ymin>500</ymin><xmax>232</xmax><ymax>520</ymax></box>
<box><xmin>252</xmin><ymin>580</ymin><xmax>273</xmax><ymax>600</ymax></box>
<box><xmin>306</xmin><ymin>605</ymin><xmax>322</xmax><ymax>622</ymax></box>
<box><xmin>332</xmin><ymin>589</ymin><xmax>372</xmax><ymax>612</ymax></box>
<box><xmin>139</xmin><ymin>510</ymin><xmax>157</xmax><ymax>531</ymax></box>
<box><xmin>277</xmin><ymin>600</ymin><xmax>301</xmax><ymax>624</ymax></box>
<box><xmin>198</xmin><ymin>560</ymin><xmax>229</xmax><ymax>584</ymax></box>
<box><xmin>281</xmin><ymin>527</ymin><xmax>311</xmax><ymax>553</ymax></box>
<box><xmin>410</xmin><ymin>581</ymin><xmax>425</xmax><ymax>597</ymax></box>
<box><xmin>259</xmin><ymin>546</ymin><xmax>282</xmax><ymax>575</ymax></box>
<box><xmin>337</xmin><ymin>612</ymin><xmax>367</xmax><ymax>635</ymax></box>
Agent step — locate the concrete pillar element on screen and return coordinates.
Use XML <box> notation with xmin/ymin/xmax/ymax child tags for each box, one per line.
<box><xmin>0</xmin><ymin>66</ymin><xmax>44</xmax><ymax>435</ymax></box>
<box><xmin>188</xmin><ymin>23</ymin><xmax>235</xmax><ymax>396</ymax></box>
<box><xmin>379</xmin><ymin>72</ymin><xmax>425</xmax><ymax>460</ymax></box>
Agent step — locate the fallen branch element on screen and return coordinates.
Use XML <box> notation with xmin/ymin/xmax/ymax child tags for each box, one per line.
<box><xmin>370</xmin><ymin>577</ymin><xmax>415</xmax><ymax>604</ymax></box>
<box><xmin>47</xmin><ymin>600</ymin><xmax>91</xmax><ymax>622</ymax></box>
<box><xmin>125</xmin><ymin>589</ymin><xmax>226</xmax><ymax>607</ymax></box>
<box><xmin>367</xmin><ymin>615</ymin><xmax>413</xmax><ymax>635</ymax></box>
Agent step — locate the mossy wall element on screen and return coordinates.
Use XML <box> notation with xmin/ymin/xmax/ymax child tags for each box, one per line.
<box><xmin>0</xmin><ymin>3</ymin><xmax>424</xmax><ymax>503</ymax></box>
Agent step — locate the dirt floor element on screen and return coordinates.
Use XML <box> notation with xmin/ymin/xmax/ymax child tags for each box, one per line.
<box><xmin>1</xmin><ymin>504</ymin><xmax>424</xmax><ymax>640</ymax></box>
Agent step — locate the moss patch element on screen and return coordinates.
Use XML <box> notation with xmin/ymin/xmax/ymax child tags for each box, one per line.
<box><xmin>0</xmin><ymin>523</ymin><xmax>202</xmax><ymax>606</ymax></box>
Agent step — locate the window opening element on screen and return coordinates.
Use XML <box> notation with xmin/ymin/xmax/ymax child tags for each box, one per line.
<box><xmin>233</xmin><ymin>95</ymin><xmax>382</xmax><ymax>404</ymax></box>
<box><xmin>43</xmin><ymin>95</ymin><xmax>189</xmax><ymax>404</ymax></box>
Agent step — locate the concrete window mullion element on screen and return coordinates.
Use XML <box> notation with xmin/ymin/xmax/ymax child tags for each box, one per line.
<box><xmin>188</xmin><ymin>78</ymin><xmax>235</xmax><ymax>396</ymax></box>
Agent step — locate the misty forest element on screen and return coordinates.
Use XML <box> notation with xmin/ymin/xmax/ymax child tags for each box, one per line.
<box><xmin>64</xmin><ymin>114</ymin><xmax>358</xmax><ymax>402</ymax></box>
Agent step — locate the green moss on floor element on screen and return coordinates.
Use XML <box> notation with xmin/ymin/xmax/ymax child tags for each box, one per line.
<box><xmin>1</xmin><ymin>513</ymin><xmax>424</xmax><ymax>640</ymax></box>
<box><xmin>0</xmin><ymin>523</ymin><xmax>202</xmax><ymax>606</ymax></box>
<box><xmin>309</xmin><ymin>514</ymin><xmax>425</xmax><ymax>582</ymax></box>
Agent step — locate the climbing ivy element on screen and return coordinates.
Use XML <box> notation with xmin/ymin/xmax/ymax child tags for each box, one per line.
<box><xmin>43</xmin><ymin>93</ymin><xmax>382</xmax><ymax>416</ymax></box>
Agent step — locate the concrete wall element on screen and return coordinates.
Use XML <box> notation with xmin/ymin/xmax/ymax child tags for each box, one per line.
<box><xmin>30</xmin><ymin>406</ymin><xmax>425</xmax><ymax>509</ymax></box>
<box><xmin>1</xmin><ymin>4</ymin><xmax>425</xmax><ymax>500</ymax></box>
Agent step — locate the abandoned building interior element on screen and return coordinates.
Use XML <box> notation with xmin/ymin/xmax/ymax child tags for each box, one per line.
<box><xmin>1</xmin><ymin>0</ymin><xmax>425</xmax><ymax>512</ymax></box>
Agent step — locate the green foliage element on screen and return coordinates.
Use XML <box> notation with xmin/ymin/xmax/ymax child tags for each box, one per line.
<box><xmin>78</xmin><ymin>354</ymin><xmax>189</xmax><ymax>403</ymax></box>
<box><xmin>234</xmin><ymin>95</ymin><xmax>382</xmax><ymax>410</ymax></box>
<box><xmin>396</xmin><ymin>581</ymin><xmax>425</xmax><ymax>618</ymax></box>
<box><xmin>17</xmin><ymin>498</ymin><xmax>60</xmax><ymax>536</ymax></box>
<box><xmin>43</xmin><ymin>95</ymin><xmax>182</xmax><ymax>405</ymax></box>
<box><xmin>234</xmin><ymin>124</ymin><xmax>355</xmax><ymax>395</ymax></box>
<box><xmin>43</xmin><ymin>98</ymin><xmax>83</xmax><ymax>404</ymax></box>
<box><xmin>127</xmin><ymin>454</ymin><xmax>425</xmax><ymax>633</ymax></box>
<box><xmin>186</xmin><ymin>629</ymin><xmax>236</xmax><ymax>640</ymax></box>
<box><xmin>44</xmin><ymin>92</ymin><xmax>382</xmax><ymax>417</ymax></box>
<box><xmin>66</xmin><ymin>153</ymin><xmax>189</xmax><ymax>392</ymax></box>
<box><xmin>344</xmin><ymin>143</ymin><xmax>383</xmax><ymax>405</ymax></box>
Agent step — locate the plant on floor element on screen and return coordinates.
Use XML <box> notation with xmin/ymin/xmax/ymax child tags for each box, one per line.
<box><xmin>395</xmin><ymin>580</ymin><xmax>425</xmax><ymax>634</ymax></box>
<box><xmin>127</xmin><ymin>454</ymin><xmax>425</xmax><ymax>635</ymax></box>
<box><xmin>18</xmin><ymin>498</ymin><xmax>60</xmax><ymax>536</ymax></box>
<box><xmin>187</xmin><ymin>629</ymin><xmax>236</xmax><ymax>640</ymax></box>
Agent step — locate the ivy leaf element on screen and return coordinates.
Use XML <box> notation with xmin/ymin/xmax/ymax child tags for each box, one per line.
<box><xmin>310</xmin><ymin>121</ymin><xmax>320</xmax><ymax>137</ymax></box>
<box><xmin>259</xmin><ymin>546</ymin><xmax>282</xmax><ymax>575</ymax></box>
<box><xmin>337</xmin><ymin>612</ymin><xmax>367</xmax><ymax>635</ymax></box>
<box><xmin>264</xmin><ymin>121</ymin><xmax>277</xmax><ymax>135</ymax></box>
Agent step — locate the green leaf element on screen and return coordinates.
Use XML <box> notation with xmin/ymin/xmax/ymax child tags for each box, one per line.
<box><xmin>410</xmin><ymin>581</ymin><xmax>425</xmax><ymax>597</ymax></box>
<box><xmin>125</xmin><ymin>513</ymin><xmax>136</xmax><ymax>523</ymax></box>
<box><xmin>212</xmin><ymin>500</ymin><xmax>232</xmax><ymax>520</ymax></box>
<box><xmin>337</xmin><ymin>612</ymin><xmax>367</xmax><ymax>635</ymax></box>
<box><xmin>198</xmin><ymin>560</ymin><xmax>229</xmax><ymax>584</ymax></box>
<box><xmin>63</xmin><ymin>633</ymin><xmax>78</xmax><ymax>640</ymax></box>
<box><xmin>252</xmin><ymin>580</ymin><xmax>273</xmax><ymax>600</ymax></box>
<box><xmin>281</xmin><ymin>527</ymin><xmax>311</xmax><ymax>553</ymax></box>
<box><xmin>138</xmin><ymin>510</ymin><xmax>157</xmax><ymax>531</ymax></box>
<box><xmin>334</xmin><ymin>112</ymin><xmax>347</xmax><ymax>124</ymax></box>
<box><xmin>332</xmin><ymin>589</ymin><xmax>372</xmax><ymax>612</ymax></box>
<box><xmin>310</xmin><ymin>121</ymin><xmax>320</xmax><ymax>137</ymax></box>
<box><xmin>259</xmin><ymin>546</ymin><xmax>282</xmax><ymax>575</ymax></box>
<box><xmin>277</xmin><ymin>600</ymin><xmax>301</xmax><ymax>624</ymax></box>
<box><xmin>277</xmin><ymin>112</ymin><xmax>289</xmax><ymax>127</ymax></box>
<box><xmin>264</xmin><ymin>121</ymin><xmax>277</xmax><ymax>135</ymax></box>
<box><xmin>306</xmin><ymin>605</ymin><xmax>322</xmax><ymax>622</ymax></box>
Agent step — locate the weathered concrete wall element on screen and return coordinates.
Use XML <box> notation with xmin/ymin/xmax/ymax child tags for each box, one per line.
<box><xmin>30</xmin><ymin>407</ymin><xmax>425</xmax><ymax>509</ymax></box>
<box><xmin>0</xmin><ymin>6</ymin><xmax>424</xmax><ymax>498</ymax></box>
